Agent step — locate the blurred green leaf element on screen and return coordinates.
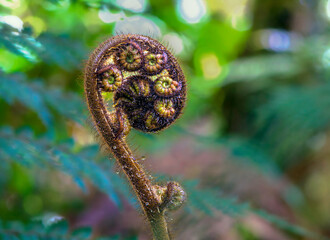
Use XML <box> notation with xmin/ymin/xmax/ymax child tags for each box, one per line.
<box><xmin>0</xmin><ymin>23</ymin><xmax>43</xmax><ymax>62</ymax></box>
<box><xmin>0</xmin><ymin>74</ymin><xmax>53</xmax><ymax>128</ymax></box>
<box><xmin>0</xmin><ymin>73</ymin><xmax>86</xmax><ymax>128</ymax></box>
<box><xmin>0</xmin><ymin>127</ymin><xmax>128</xmax><ymax>207</ymax></box>
<box><xmin>254</xmin><ymin>83</ymin><xmax>330</xmax><ymax>167</ymax></box>
<box><xmin>0</xmin><ymin>218</ymin><xmax>121</xmax><ymax>240</ymax></box>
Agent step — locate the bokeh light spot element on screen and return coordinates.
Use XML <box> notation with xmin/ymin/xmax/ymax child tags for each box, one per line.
<box><xmin>259</xmin><ymin>29</ymin><xmax>292</xmax><ymax>52</ymax></box>
<box><xmin>177</xmin><ymin>0</ymin><xmax>206</xmax><ymax>24</ymax></box>
<box><xmin>0</xmin><ymin>15</ymin><xmax>23</xmax><ymax>31</ymax></box>
<box><xmin>114</xmin><ymin>16</ymin><xmax>161</xmax><ymax>38</ymax></box>
<box><xmin>0</xmin><ymin>0</ymin><xmax>20</xmax><ymax>8</ymax></box>
<box><xmin>98</xmin><ymin>8</ymin><xmax>125</xmax><ymax>23</ymax></box>
<box><xmin>163</xmin><ymin>33</ymin><xmax>184</xmax><ymax>55</ymax></box>
<box><xmin>322</xmin><ymin>48</ymin><xmax>330</xmax><ymax>67</ymax></box>
<box><xmin>201</xmin><ymin>53</ymin><xmax>222</xmax><ymax>79</ymax></box>
<box><xmin>231</xmin><ymin>15</ymin><xmax>251</xmax><ymax>31</ymax></box>
<box><xmin>24</xmin><ymin>16</ymin><xmax>46</xmax><ymax>36</ymax></box>
<box><xmin>326</xmin><ymin>0</ymin><xmax>330</xmax><ymax>19</ymax></box>
<box><xmin>116</xmin><ymin>0</ymin><xmax>146</xmax><ymax>13</ymax></box>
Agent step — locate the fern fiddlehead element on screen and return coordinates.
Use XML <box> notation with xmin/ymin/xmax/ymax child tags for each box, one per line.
<box><xmin>84</xmin><ymin>34</ymin><xmax>186</xmax><ymax>240</ymax></box>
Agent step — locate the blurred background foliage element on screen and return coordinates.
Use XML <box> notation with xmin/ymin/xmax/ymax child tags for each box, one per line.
<box><xmin>0</xmin><ymin>0</ymin><xmax>329</xmax><ymax>239</ymax></box>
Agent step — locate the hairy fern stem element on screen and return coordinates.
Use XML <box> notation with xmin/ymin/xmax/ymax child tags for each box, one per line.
<box><xmin>84</xmin><ymin>34</ymin><xmax>187</xmax><ymax>239</ymax></box>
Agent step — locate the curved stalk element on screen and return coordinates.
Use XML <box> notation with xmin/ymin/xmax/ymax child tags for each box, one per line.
<box><xmin>85</xmin><ymin>66</ymin><xmax>170</xmax><ymax>240</ymax></box>
<box><xmin>84</xmin><ymin>34</ymin><xmax>186</xmax><ymax>240</ymax></box>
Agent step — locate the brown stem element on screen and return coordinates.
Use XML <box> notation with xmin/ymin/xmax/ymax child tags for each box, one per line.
<box><xmin>84</xmin><ymin>69</ymin><xmax>170</xmax><ymax>240</ymax></box>
<box><xmin>113</xmin><ymin>140</ymin><xmax>170</xmax><ymax>240</ymax></box>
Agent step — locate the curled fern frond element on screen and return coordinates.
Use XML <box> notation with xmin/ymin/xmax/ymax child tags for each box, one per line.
<box><xmin>85</xmin><ymin>34</ymin><xmax>186</xmax><ymax>136</ymax></box>
<box><xmin>84</xmin><ymin>34</ymin><xmax>187</xmax><ymax>240</ymax></box>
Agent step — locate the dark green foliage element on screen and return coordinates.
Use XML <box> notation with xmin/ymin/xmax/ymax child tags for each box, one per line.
<box><xmin>0</xmin><ymin>74</ymin><xmax>53</xmax><ymax>127</ymax></box>
<box><xmin>38</xmin><ymin>33</ymin><xmax>87</xmax><ymax>70</ymax></box>
<box><xmin>0</xmin><ymin>217</ymin><xmax>122</xmax><ymax>240</ymax></box>
<box><xmin>0</xmin><ymin>127</ymin><xmax>131</xmax><ymax>207</ymax></box>
<box><xmin>0</xmin><ymin>23</ymin><xmax>43</xmax><ymax>62</ymax></box>
<box><xmin>254</xmin><ymin>83</ymin><xmax>330</xmax><ymax>167</ymax></box>
<box><xmin>183</xmin><ymin>180</ymin><xmax>249</xmax><ymax>217</ymax></box>
<box><xmin>254</xmin><ymin>210</ymin><xmax>327</xmax><ymax>240</ymax></box>
<box><xmin>223</xmin><ymin>54</ymin><xmax>301</xmax><ymax>86</ymax></box>
<box><xmin>184</xmin><ymin>180</ymin><xmax>327</xmax><ymax>240</ymax></box>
